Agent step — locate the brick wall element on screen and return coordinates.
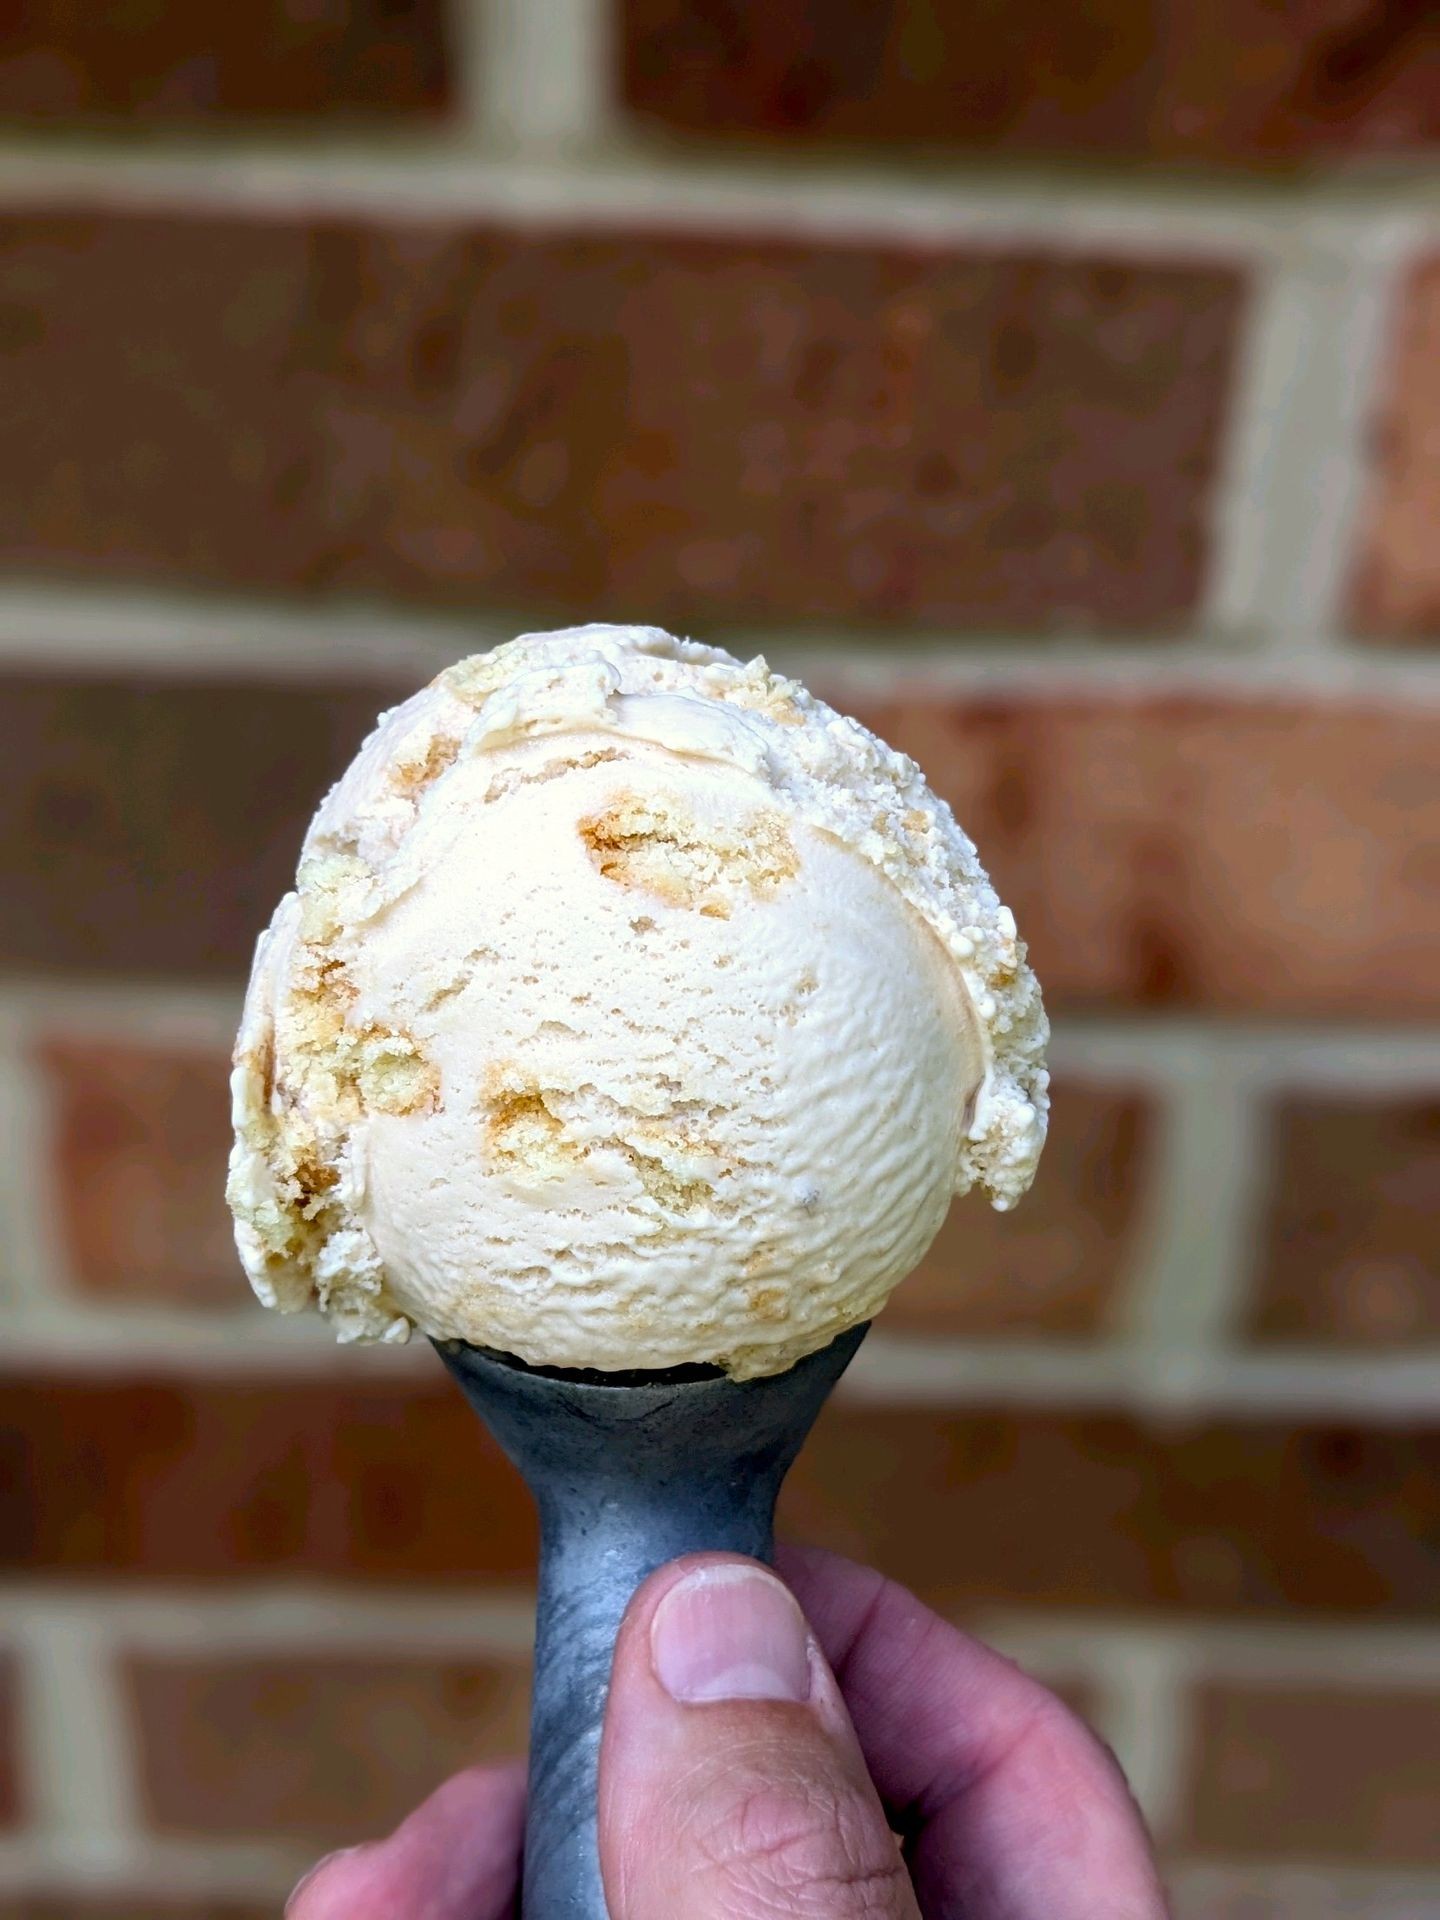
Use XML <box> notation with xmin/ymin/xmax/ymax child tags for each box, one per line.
<box><xmin>0</xmin><ymin>3</ymin><xmax>1437</xmax><ymax>1914</ymax></box>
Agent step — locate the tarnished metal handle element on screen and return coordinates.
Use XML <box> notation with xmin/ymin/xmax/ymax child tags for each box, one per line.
<box><xmin>437</xmin><ymin>1326</ymin><xmax>868</xmax><ymax>1919</ymax></box>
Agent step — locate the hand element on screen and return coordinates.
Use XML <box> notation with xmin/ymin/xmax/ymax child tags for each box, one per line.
<box><xmin>288</xmin><ymin>1544</ymin><xmax>1169</xmax><ymax>1918</ymax></box>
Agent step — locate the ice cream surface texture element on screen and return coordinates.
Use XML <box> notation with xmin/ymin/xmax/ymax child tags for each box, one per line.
<box><xmin>227</xmin><ymin>625</ymin><xmax>1047</xmax><ymax>1378</ymax></box>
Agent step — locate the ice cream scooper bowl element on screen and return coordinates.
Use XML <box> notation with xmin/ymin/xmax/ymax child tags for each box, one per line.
<box><xmin>437</xmin><ymin>1322</ymin><xmax>867</xmax><ymax>1919</ymax></box>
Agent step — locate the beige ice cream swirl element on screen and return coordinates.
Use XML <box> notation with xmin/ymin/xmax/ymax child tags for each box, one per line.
<box><xmin>227</xmin><ymin>624</ymin><xmax>1048</xmax><ymax>1379</ymax></box>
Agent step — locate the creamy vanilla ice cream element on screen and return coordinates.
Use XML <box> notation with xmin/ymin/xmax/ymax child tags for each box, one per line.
<box><xmin>227</xmin><ymin>625</ymin><xmax>1047</xmax><ymax>1378</ymax></box>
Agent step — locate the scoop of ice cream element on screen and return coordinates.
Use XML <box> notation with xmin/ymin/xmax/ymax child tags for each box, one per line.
<box><xmin>227</xmin><ymin>625</ymin><xmax>1047</xmax><ymax>1378</ymax></box>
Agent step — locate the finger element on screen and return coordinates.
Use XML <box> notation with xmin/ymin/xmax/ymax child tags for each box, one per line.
<box><xmin>599</xmin><ymin>1553</ymin><xmax>921</xmax><ymax>1920</ymax></box>
<box><xmin>286</xmin><ymin>1761</ymin><xmax>525</xmax><ymax>1920</ymax></box>
<box><xmin>778</xmin><ymin>1543</ymin><xmax>1169</xmax><ymax>1919</ymax></box>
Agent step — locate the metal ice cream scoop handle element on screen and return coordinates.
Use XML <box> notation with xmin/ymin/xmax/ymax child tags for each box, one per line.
<box><xmin>437</xmin><ymin>1322</ymin><xmax>867</xmax><ymax>1919</ymax></box>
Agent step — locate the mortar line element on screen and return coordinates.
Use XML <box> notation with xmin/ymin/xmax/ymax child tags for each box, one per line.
<box><xmin>479</xmin><ymin>0</ymin><xmax>613</xmax><ymax>154</ymax></box>
<box><xmin>842</xmin><ymin>1340</ymin><xmax>1440</xmax><ymax>1418</ymax></box>
<box><xmin>1045</xmin><ymin>1022</ymin><xmax>1440</xmax><ymax>1085</ymax></box>
<box><xmin>13</xmin><ymin>1614</ymin><xmax>139</xmax><ymax>1842</ymax></box>
<box><xmin>0</xmin><ymin>981</ymin><xmax>244</xmax><ymax>1050</ymax></box>
<box><xmin>783</xmin><ymin>635</ymin><xmax>1440</xmax><ymax>698</ymax></box>
<box><xmin>0</xmin><ymin>1584</ymin><xmax>536</xmax><ymax>1654</ymax></box>
<box><xmin>9</xmin><ymin>1587</ymin><xmax>1440</xmax><ymax>1672</ymax></box>
<box><xmin>0</xmin><ymin>1832</ymin><xmax>302</xmax><ymax>1899</ymax></box>
<box><xmin>0</xmin><ymin>144</ymin><xmax>1439</xmax><ymax>253</ymax></box>
<box><xmin>6</xmin><ymin>978</ymin><xmax>1440</xmax><ymax>1078</ymax></box>
<box><xmin>449</xmin><ymin>0</ymin><xmax>490</xmax><ymax>144</ymax></box>
<box><xmin>1206</xmin><ymin>217</ymin><xmax>1416</xmax><ymax>641</ymax></box>
<box><xmin>1088</xmin><ymin>1634</ymin><xmax>1197</xmax><ymax>1840</ymax></box>
<box><xmin>1203</xmin><ymin>248</ymin><xmax>1293</xmax><ymax>638</ymax></box>
<box><xmin>0</xmin><ymin>1305</ymin><xmax>435</xmax><ymax>1373</ymax></box>
<box><xmin>3</xmin><ymin>1838</ymin><xmax>1434</xmax><ymax>1906</ymax></box>
<box><xmin>3</xmin><ymin>1306</ymin><xmax>1440</xmax><ymax>1410</ymax></box>
<box><xmin>978</xmin><ymin>1611</ymin><xmax>1440</xmax><ymax>1680</ymax></box>
<box><xmin>1114</xmin><ymin>1048</ymin><xmax>1267</xmax><ymax>1356</ymax></box>
<box><xmin>1168</xmin><ymin>1861</ymin><xmax>1440</xmax><ymax>1916</ymax></box>
<box><xmin>1081</xmin><ymin>1052</ymin><xmax>1182</xmax><ymax>1343</ymax></box>
<box><xmin>0</xmin><ymin>1033</ymin><xmax>71</xmax><ymax>1309</ymax></box>
<box><xmin>1</xmin><ymin>581</ymin><xmax>1439</xmax><ymax>698</ymax></box>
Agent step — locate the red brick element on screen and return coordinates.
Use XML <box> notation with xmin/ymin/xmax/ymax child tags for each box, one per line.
<box><xmin>39</xmin><ymin>1040</ymin><xmax>236</xmax><ymax>1306</ymax></box>
<box><xmin>1249</xmin><ymin>1095</ymin><xmax>1440</xmax><ymax>1345</ymax></box>
<box><xmin>6</xmin><ymin>1377</ymin><xmax>1440</xmax><ymax>1616</ymax></box>
<box><xmin>128</xmin><ymin>1652</ymin><xmax>528</xmax><ymax>1841</ymax></box>
<box><xmin>0</xmin><ymin>1653</ymin><xmax>19</xmax><ymax>1826</ymax></box>
<box><xmin>0</xmin><ymin>1375</ymin><xmax>536</xmax><ymax>1584</ymax></box>
<box><xmin>1351</xmin><ymin>255</ymin><xmax>1440</xmax><ymax>640</ymax></box>
<box><xmin>11</xmin><ymin>675</ymin><xmax>1435</xmax><ymax>1019</ymax></box>
<box><xmin>0</xmin><ymin>211</ymin><xmax>1242</xmax><ymax>632</ymax></box>
<box><xmin>38</xmin><ymin>1050</ymin><xmax>1148</xmax><ymax>1328</ymax></box>
<box><xmin>623</xmin><ymin>0</ymin><xmax>1440</xmax><ymax>166</ymax></box>
<box><xmin>0</xmin><ymin>1</ymin><xmax>450</xmax><ymax>123</ymax></box>
<box><xmin>0</xmin><ymin>673</ymin><xmax>393</xmax><ymax>977</ymax></box>
<box><xmin>787</xmin><ymin>1408</ymin><xmax>1440</xmax><ymax>1616</ymax></box>
<box><xmin>888</xmin><ymin>1082</ymin><xmax>1153</xmax><ymax>1335</ymax></box>
<box><xmin>864</xmin><ymin>694</ymin><xmax>1440</xmax><ymax>1017</ymax></box>
<box><xmin>1183</xmin><ymin>1683</ymin><xmax>1440</xmax><ymax>1863</ymax></box>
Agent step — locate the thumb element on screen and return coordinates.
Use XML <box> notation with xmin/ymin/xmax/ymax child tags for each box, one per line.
<box><xmin>599</xmin><ymin>1554</ymin><xmax>920</xmax><ymax>1920</ymax></box>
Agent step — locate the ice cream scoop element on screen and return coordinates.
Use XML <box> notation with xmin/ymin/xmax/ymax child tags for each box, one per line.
<box><xmin>228</xmin><ymin>623</ymin><xmax>1047</xmax><ymax>1377</ymax></box>
<box><xmin>438</xmin><ymin>1325</ymin><xmax>868</xmax><ymax>1919</ymax></box>
<box><xmin>227</xmin><ymin>623</ymin><xmax>1047</xmax><ymax>1918</ymax></box>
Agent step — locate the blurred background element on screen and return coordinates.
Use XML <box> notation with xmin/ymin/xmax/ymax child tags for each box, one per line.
<box><xmin>0</xmin><ymin>1</ymin><xmax>1437</xmax><ymax>1914</ymax></box>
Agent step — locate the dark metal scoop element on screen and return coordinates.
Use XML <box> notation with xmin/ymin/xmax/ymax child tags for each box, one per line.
<box><xmin>437</xmin><ymin>1321</ymin><xmax>868</xmax><ymax>1919</ymax></box>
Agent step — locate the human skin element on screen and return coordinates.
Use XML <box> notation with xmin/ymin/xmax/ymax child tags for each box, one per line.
<box><xmin>286</xmin><ymin>1544</ymin><xmax>1169</xmax><ymax>1920</ymax></box>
